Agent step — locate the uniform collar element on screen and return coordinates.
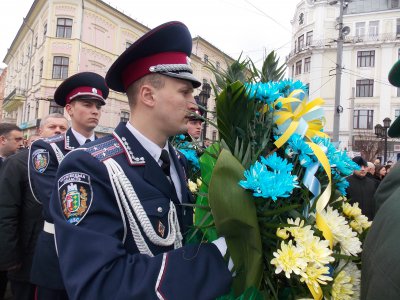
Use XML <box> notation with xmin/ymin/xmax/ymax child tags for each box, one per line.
<box><xmin>71</xmin><ymin>128</ymin><xmax>95</xmax><ymax>146</ymax></box>
<box><xmin>125</xmin><ymin>122</ymin><xmax>168</xmax><ymax>166</ymax></box>
<box><xmin>64</xmin><ymin>128</ymin><xmax>82</xmax><ymax>150</ymax></box>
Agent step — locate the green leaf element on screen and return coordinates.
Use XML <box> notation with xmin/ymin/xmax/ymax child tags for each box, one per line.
<box><xmin>208</xmin><ymin>149</ymin><xmax>263</xmax><ymax>295</ymax></box>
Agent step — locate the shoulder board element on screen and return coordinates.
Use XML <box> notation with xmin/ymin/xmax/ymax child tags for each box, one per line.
<box><xmin>84</xmin><ymin>137</ymin><xmax>123</xmax><ymax>162</ymax></box>
<box><xmin>42</xmin><ymin>134</ymin><xmax>64</xmax><ymax>144</ymax></box>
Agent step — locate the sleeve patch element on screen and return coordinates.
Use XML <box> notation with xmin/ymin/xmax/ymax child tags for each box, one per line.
<box><xmin>32</xmin><ymin>149</ymin><xmax>50</xmax><ymax>173</ymax></box>
<box><xmin>58</xmin><ymin>172</ymin><xmax>92</xmax><ymax>225</ymax></box>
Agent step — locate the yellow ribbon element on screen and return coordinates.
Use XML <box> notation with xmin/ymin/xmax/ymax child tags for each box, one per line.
<box><xmin>271</xmin><ymin>91</ymin><xmax>334</xmax><ymax>300</ymax></box>
<box><xmin>273</xmin><ymin>90</ymin><xmax>328</xmax><ymax>149</ymax></box>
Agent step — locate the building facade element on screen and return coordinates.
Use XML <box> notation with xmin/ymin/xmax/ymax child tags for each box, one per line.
<box><xmin>2</xmin><ymin>0</ymin><xmax>233</xmax><ymax>139</ymax></box>
<box><xmin>287</xmin><ymin>0</ymin><xmax>400</xmax><ymax>161</ymax></box>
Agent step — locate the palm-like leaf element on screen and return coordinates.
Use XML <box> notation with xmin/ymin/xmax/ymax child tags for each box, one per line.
<box><xmin>260</xmin><ymin>50</ymin><xmax>286</xmax><ymax>82</ymax></box>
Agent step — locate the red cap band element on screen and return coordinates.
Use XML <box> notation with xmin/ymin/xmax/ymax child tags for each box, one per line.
<box><xmin>121</xmin><ymin>52</ymin><xmax>188</xmax><ymax>90</ymax></box>
<box><xmin>65</xmin><ymin>86</ymin><xmax>104</xmax><ymax>104</ymax></box>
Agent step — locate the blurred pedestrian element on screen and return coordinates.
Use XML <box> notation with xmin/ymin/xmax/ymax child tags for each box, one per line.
<box><xmin>373</xmin><ymin>164</ymin><xmax>386</xmax><ymax>183</ymax></box>
<box><xmin>0</xmin><ymin>114</ymin><xmax>68</xmax><ymax>300</ymax></box>
<box><xmin>345</xmin><ymin>156</ymin><xmax>377</xmax><ymax>220</ymax></box>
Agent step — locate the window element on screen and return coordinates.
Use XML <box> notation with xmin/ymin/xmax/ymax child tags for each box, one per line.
<box><xmin>395</xmin><ymin>109</ymin><xmax>400</xmax><ymax>118</ymax></box>
<box><xmin>49</xmin><ymin>100</ymin><xmax>64</xmax><ymax>114</ymax></box>
<box><xmin>212</xmin><ymin>130</ymin><xmax>217</xmax><ymax>141</ymax></box>
<box><xmin>126</xmin><ymin>42</ymin><xmax>132</xmax><ymax>49</ymax></box>
<box><xmin>306</xmin><ymin>31</ymin><xmax>313</xmax><ymax>46</ymax></box>
<box><xmin>356</xmin><ymin>79</ymin><xmax>374</xmax><ymax>97</ymax></box>
<box><xmin>203</xmin><ymin>54</ymin><xmax>208</xmax><ymax>63</ymax></box>
<box><xmin>43</xmin><ymin>23</ymin><xmax>47</xmax><ymax>36</ymax></box>
<box><xmin>52</xmin><ymin>56</ymin><xmax>69</xmax><ymax>79</ymax></box>
<box><xmin>39</xmin><ymin>58</ymin><xmax>43</xmax><ymax>78</ymax></box>
<box><xmin>304</xmin><ymin>57</ymin><xmax>311</xmax><ymax>73</ymax></box>
<box><xmin>397</xmin><ymin>87</ymin><xmax>400</xmax><ymax>97</ymax></box>
<box><xmin>298</xmin><ymin>35</ymin><xmax>304</xmax><ymax>51</ymax></box>
<box><xmin>357</xmin><ymin>50</ymin><xmax>375</xmax><ymax>67</ymax></box>
<box><xmin>353</xmin><ymin>110</ymin><xmax>373</xmax><ymax>129</ymax></box>
<box><xmin>295</xmin><ymin>60</ymin><xmax>302</xmax><ymax>75</ymax></box>
<box><xmin>34</xmin><ymin>35</ymin><xmax>38</xmax><ymax>48</ymax></box>
<box><xmin>355</xmin><ymin>22</ymin><xmax>365</xmax><ymax>37</ymax></box>
<box><xmin>298</xmin><ymin>13</ymin><xmax>304</xmax><ymax>25</ymax></box>
<box><xmin>120</xmin><ymin>111</ymin><xmax>130</xmax><ymax>123</ymax></box>
<box><xmin>391</xmin><ymin>0</ymin><xmax>400</xmax><ymax>8</ymax></box>
<box><xmin>56</xmin><ymin>18</ymin><xmax>72</xmax><ymax>38</ymax></box>
<box><xmin>368</xmin><ymin>21</ymin><xmax>379</xmax><ymax>37</ymax></box>
<box><xmin>397</xmin><ymin>19</ymin><xmax>400</xmax><ymax>35</ymax></box>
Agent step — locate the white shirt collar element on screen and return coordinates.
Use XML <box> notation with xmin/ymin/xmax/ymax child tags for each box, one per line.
<box><xmin>71</xmin><ymin>128</ymin><xmax>95</xmax><ymax>146</ymax></box>
<box><xmin>125</xmin><ymin>122</ymin><xmax>168</xmax><ymax>165</ymax></box>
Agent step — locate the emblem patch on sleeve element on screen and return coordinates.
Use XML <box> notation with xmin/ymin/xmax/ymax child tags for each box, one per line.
<box><xmin>58</xmin><ymin>172</ymin><xmax>92</xmax><ymax>225</ymax></box>
<box><xmin>32</xmin><ymin>149</ymin><xmax>50</xmax><ymax>173</ymax></box>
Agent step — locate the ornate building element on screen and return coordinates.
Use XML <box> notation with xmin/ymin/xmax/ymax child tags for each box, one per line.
<box><xmin>2</xmin><ymin>0</ymin><xmax>233</xmax><ymax>139</ymax></box>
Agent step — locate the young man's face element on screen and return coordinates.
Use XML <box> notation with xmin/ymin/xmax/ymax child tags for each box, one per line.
<box><xmin>66</xmin><ymin>99</ymin><xmax>102</xmax><ymax>132</ymax></box>
<box><xmin>0</xmin><ymin>130</ymin><xmax>24</xmax><ymax>157</ymax></box>
<box><xmin>152</xmin><ymin>77</ymin><xmax>197</xmax><ymax>137</ymax></box>
<box><xmin>187</xmin><ymin>120</ymin><xmax>203</xmax><ymax>139</ymax></box>
<box><xmin>354</xmin><ymin>165</ymin><xmax>367</xmax><ymax>177</ymax></box>
<box><xmin>39</xmin><ymin>117</ymin><xmax>69</xmax><ymax>137</ymax></box>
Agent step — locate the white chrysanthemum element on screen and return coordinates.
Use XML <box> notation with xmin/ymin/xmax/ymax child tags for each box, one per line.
<box><xmin>187</xmin><ymin>179</ymin><xmax>198</xmax><ymax>193</ymax></box>
<box><xmin>286</xmin><ymin>218</ymin><xmax>314</xmax><ymax>242</ymax></box>
<box><xmin>271</xmin><ymin>240</ymin><xmax>307</xmax><ymax>278</ymax></box>
<box><xmin>300</xmin><ymin>263</ymin><xmax>333</xmax><ymax>294</ymax></box>
<box><xmin>196</xmin><ymin>178</ymin><xmax>202</xmax><ymax>187</ymax></box>
<box><xmin>339</xmin><ymin>261</ymin><xmax>361</xmax><ymax>299</ymax></box>
<box><xmin>317</xmin><ymin>207</ymin><xmax>362</xmax><ymax>256</ymax></box>
<box><xmin>332</xmin><ymin>270</ymin><xmax>354</xmax><ymax>300</ymax></box>
<box><xmin>342</xmin><ymin>202</ymin><xmax>362</xmax><ymax>218</ymax></box>
<box><xmin>350</xmin><ymin>214</ymin><xmax>372</xmax><ymax>234</ymax></box>
<box><xmin>301</xmin><ymin>236</ymin><xmax>335</xmax><ymax>267</ymax></box>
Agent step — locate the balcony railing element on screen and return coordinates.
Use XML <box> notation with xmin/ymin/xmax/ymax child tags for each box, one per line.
<box><xmin>2</xmin><ymin>88</ymin><xmax>26</xmax><ymax>112</ymax></box>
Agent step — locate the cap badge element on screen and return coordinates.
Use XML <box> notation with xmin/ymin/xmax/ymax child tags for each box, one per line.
<box><xmin>92</xmin><ymin>88</ymin><xmax>97</xmax><ymax>94</ymax></box>
<box><xmin>186</xmin><ymin>56</ymin><xmax>191</xmax><ymax>67</ymax></box>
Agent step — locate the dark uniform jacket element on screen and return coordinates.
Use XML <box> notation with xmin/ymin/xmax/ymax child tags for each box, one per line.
<box><xmin>361</xmin><ymin>162</ymin><xmax>400</xmax><ymax>299</ymax></box>
<box><xmin>345</xmin><ymin>174</ymin><xmax>377</xmax><ymax>221</ymax></box>
<box><xmin>50</xmin><ymin>122</ymin><xmax>232</xmax><ymax>300</ymax></box>
<box><xmin>0</xmin><ymin>149</ymin><xmax>43</xmax><ymax>281</ymax></box>
<box><xmin>28</xmin><ymin>128</ymin><xmax>80</xmax><ymax>289</ymax></box>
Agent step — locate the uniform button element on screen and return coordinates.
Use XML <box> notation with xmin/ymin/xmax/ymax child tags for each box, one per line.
<box><xmin>157</xmin><ymin>207</ymin><xmax>163</xmax><ymax>213</ymax></box>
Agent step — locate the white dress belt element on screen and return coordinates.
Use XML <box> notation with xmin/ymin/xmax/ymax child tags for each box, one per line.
<box><xmin>43</xmin><ymin>221</ymin><xmax>55</xmax><ymax>234</ymax></box>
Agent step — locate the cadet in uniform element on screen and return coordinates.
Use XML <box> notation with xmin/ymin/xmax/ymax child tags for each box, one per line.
<box><xmin>50</xmin><ymin>21</ymin><xmax>232</xmax><ymax>300</ymax></box>
<box><xmin>28</xmin><ymin>72</ymin><xmax>109</xmax><ymax>299</ymax></box>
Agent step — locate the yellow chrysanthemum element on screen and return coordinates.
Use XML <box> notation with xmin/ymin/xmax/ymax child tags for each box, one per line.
<box><xmin>332</xmin><ymin>270</ymin><xmax>354</xmax><ymax>300</ymax></box>
<box><xmin>276</xmin><ymin>228</ymin><xmax>289</xmax><ymax>239</ymax></box>
<box><xmin>301</xmin><ymin>236</ymin><xmax>335</xmax><ymax>267</ymax></box>
<box><xmin>196</xmin><ymin>178</ymin><xmax>202</xmax><ymax>187</ymax></box>
<box><xmin>342</xmin><ymin>202</ymin><xmax>362</xmax><ymax>218</ymax></box>
<box><xmin>188</xmin><ymin>179</ymin><xmax>198</xmax><ymax>193</ymax></box>
<box><xmin>350</xmin><ymin>214</ymin><xmax>372</xmax><ymax>234</ymax></box>
<box><xmin>271</xmin><ymin>240</ymin><xmax>307</xmax><ymax>278</ymax></box>
<box><xmin>286</xmin><ymin>218</ymin><xmax>314</xmax><ymax>242</ymax></box>
<box><xmin>339</xmin><ymin>261</ymin><xmax>361</xmax><ymax>299</ymax></box>
<box><xmin>300</xmin><ymin>263</ymin><xmax>332</xmax><ymax>294</ymax></box>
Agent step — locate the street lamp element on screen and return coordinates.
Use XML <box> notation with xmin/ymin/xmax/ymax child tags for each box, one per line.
<box><xmin>197</xmin><ymin>82</ymin><xmax>211</xmax><ymax>146</ymax></box>
<box><xmin>374</xmin><ymin>117</ymin><xmax>391</xmax><ymax>164</ymax></box>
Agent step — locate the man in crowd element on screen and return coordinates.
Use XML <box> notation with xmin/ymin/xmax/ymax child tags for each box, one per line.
<box><xmin>50</xmin><ymin>21</ymin><xmax>232</xmax><ymax>300</ymax></box>
<box><xmin>187</xmin><ymin>99</ymin><xmax>204</xmax><ymax>141</ymax></box>
<box><xmin>0</xmin><ymin>123</ymin><xmax>24</xmax><ymax>299</ymax></box>
<box><xmin>0</xmin><ymin>114</ymin><xmax>68</xmax><ymax>300</ymax></box>
<box><xmin>361</xmin><ymin>59</ymin><xmax>400</xmax><ymax>299</ymax></box>
<box><xmin>345</xmin><ymin>156</ymin><xmax>377</xmax><ymax>220</ymax></box>
<box><xmin>29</xmin><ymin>72</ymin><xmax>108</xmax><ymax>300</ymax></box>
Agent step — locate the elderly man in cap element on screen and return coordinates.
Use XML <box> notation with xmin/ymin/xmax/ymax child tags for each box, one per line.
<box><xmin>29</xmin><ymin>72</ymin><xmax>108</xmax><ymax>300</ymax></box>
<box><xmin>361</xmin><ymin>60</ymin><xmax>400</xmax><ymax>300</ymax></box>
<box><xmin>50</xmin><ymin>21</ymin><xmax>232</xmax><ymax>300</ymax></box>
<box><xmin>345</xmin><ymin>156</ymin><xmax>377</xmax><ymax>221</ymax></box>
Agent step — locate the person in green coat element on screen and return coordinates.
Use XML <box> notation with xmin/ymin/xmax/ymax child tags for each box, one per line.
<box><xmin>361</xmin><ymin>59</ymin><xmax>400</xmax><ymax>299</ymax></box>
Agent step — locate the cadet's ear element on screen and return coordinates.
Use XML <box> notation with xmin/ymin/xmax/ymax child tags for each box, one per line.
<box><xmin>139</xmin><ymin>84</ymin><xmax>156</xmax><ymax>108</ymax></box>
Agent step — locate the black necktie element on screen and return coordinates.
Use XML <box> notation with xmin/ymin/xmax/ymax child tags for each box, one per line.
<box><xmin>84</xmin><ymin>139</ymin><xmax>92</xmax><ymax>144</ymax></box>
<box><xmin>160</xmin><ymin>149</ymin><xmax>171</xmax><ymax>177</ymax></box>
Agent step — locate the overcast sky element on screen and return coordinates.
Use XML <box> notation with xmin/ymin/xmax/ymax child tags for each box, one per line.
<box><xmin>0</xmin><ymin>0</ymin><xmax>300</xmax><ymax>69</ymax></box>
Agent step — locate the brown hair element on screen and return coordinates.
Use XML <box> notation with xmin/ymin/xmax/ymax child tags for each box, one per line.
<box><xmin>126</xmin><ymin>73</ymin><xmax>165</xmax><ymax>108</ymax></box>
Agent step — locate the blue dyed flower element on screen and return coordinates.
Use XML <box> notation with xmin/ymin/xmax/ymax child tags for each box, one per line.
<box><xmin>245</xmin><ymin>82</ymin><xmax>282</xmax><ymax>105</ymax></box>
<box><xmin>240</xmin><ymin>153</ymin><xmax>299</xmax><ymax>201</ymax></box>
<box><xmin>333</xmin><ymin>173</ymin><xmax>349</xmax><ymax>196</ymax></box>
<box><xmin>277</xmin><ymin>79</ymin><xmax>308</xmax><ymax>97</ymax></box>
<box><xmin>287</xmin><ymin>134</ymin><xmax>315</xmax><ymax>167</ymax></box>
<box><xmin>179</xmin><ymin>149</ymin><xmax>200</xmax><ymax>169</ymax></box>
